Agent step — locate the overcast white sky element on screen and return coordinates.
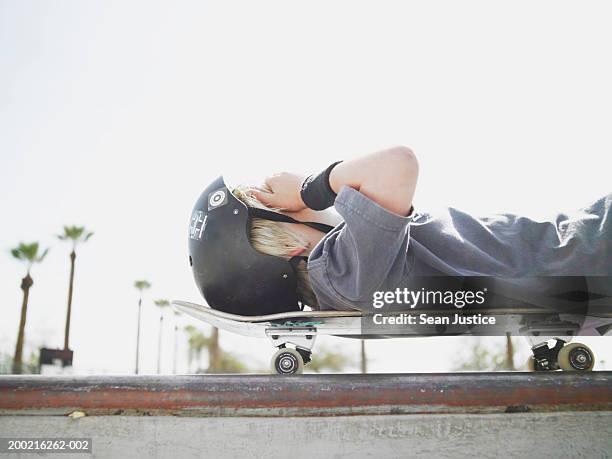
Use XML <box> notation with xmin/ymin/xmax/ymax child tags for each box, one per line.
<box><xmin>1</xmin><ymin>1</ymin><xmax>610</xmax><ymax>374</ymax></box>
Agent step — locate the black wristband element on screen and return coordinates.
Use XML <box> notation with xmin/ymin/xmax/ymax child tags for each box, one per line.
<box><xmin>300</xmin><ymin>161</ymin><xmax>343</xmax><ymax>211</ymax></box>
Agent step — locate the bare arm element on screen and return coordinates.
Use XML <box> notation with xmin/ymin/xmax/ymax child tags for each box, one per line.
<box><xmin>328</xmin><ymin>146</ymin><xmax>418</xmax><ymax>216</ymax></box>
<box><xmin>251</xmin><ymin>146</ymin><xmax>419</xmax><ymax>217</ymax></box>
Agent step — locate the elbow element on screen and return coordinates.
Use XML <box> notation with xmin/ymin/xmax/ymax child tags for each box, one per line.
<box><xmin>389</xmin><ymin>145</ymin><xmax>418</xmax><ymax>164</ymax></box>
<box><xmin>386</xmin><ymin>146</ymin><xmax>419</xmax><ymax>182</ymax></box>
<box><xmin>358</xmin><ymin>145</ymin><xmax>419</xmax><ymax>216</ymax></box>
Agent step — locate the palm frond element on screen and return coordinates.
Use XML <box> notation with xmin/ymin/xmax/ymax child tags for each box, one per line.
<box><xmin>134</xmin><ymin>279</ymin><xmax>151</xmax><ymax>291</ymax></box>
<box><xmin>11</xmin><ymin>242</ymin><xmax>48</xmax><ymax>265</ymax></box>
<box><xmin>154</xmin><ymin>299</ymin><xmax>170</xmax><ymax>308</ymax></box>
<box><xmin>58</xmin><ymin>225</ymin><xmax>94</xmax><ymax>245</ymax></box>
<box><xmin>37</xmin><ymin>248</ymin><xmax>50</xmax><ymax>262</ymax></box>
<box><xmin>70</xmin><ymin>227</ymin><xmax>85</xmax><ymax>239</ymax></box>
<box><xmin>21</xmin><ymin>242</ymin><xmax>39</xmax><ymax>262</ymax></box>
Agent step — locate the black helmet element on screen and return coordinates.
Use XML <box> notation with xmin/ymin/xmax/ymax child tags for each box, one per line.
<box><xmin>188</xmin><ymin>176</ymin><xmax>334</xmax><ymax>315</ymax></box>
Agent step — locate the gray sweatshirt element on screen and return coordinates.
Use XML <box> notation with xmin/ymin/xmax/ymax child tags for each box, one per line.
<box><xmin>307</xmin><ymin>187</ymin><xmax>612</xmax><ymax>312</ymax></box>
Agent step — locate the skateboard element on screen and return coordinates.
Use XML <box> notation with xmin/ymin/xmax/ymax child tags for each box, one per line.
<box><xmin>172</xmin><ymin>300</ymin><xmax>609</xmax><ymax>374</ymax></box>
<box><xmin>172</xmin><ymin>300</ymin><xmax>362</xmax><ymax>374</ymax></box>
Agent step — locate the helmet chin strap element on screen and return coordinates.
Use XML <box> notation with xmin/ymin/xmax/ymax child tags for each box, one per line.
<box><xmin>249</xmin><ymin>207</ymin><xmax>335</xmax><ymax>311</ymax></box>
<box><xmin>248</xmin><ymin>207</ymin><xmax>336</xmax><ymax>234</ymax></box>
<box><xmin>288</xmin><ymin>255</ymin><xmax>310</xmax><ymax>311</ymax></box>
<box><xmin>289</xmin><ymin>255</ymin><xmax>309</xmax><ymax>266</ymax></box>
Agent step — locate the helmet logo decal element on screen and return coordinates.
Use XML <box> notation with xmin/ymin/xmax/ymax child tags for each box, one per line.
<box><xmin>189</xmin><ymin>210</ymin><xmax>208</xmax><ymax>240</ymax></box>
<box><xmin>208</xmin><ymin>189</ymin><xmax>228</xmax><ymax>210</ymax></box>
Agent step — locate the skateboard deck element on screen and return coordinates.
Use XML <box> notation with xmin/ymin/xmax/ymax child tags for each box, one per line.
<box><xmin>172</xmin><ymin>300</ymin><xmax>364</xmax><ymax>338</ymax></box>
<box><xmin>172</xmin><ymin>300</ymin><xmax>611</xmax><ymax>339</ymax></box>
<box><xmin>172</xmin><ymin>300</ymin><xmax>610</xmax><ymax>374</ymax></box>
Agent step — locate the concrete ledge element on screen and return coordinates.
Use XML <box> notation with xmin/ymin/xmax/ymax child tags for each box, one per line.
<box><xmin>1</xmin><ymin>372</ymin><xmax>611</xmax><ymax>417</ymax></box>
<box><xmin>1</xmin><ymin>412</ymin><xmax>610</xmax><ymax>458</ymax></box>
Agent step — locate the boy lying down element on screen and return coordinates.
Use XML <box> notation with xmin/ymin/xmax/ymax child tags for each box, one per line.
<box><xmin>188</xmin><ymin>146</ymin><xmax>611</xmax><ymax>315</ymax></box>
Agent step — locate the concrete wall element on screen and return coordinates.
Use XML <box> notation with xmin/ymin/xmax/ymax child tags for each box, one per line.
<box><xmin>1</xmin><ymin>412</ymin><xmax>611</xmax><ymax>458</ymax></box>
<box><xmin>1</xmin><ymin>373</ymin><xmax>610</xmax><ymax>458</ymax></box>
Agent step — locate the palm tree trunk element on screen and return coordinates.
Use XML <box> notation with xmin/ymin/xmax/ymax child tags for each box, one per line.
<box><xmin>505</xmin><ymin>332</ymin><xmax>515</xmax><ymax>371</ymax></box>
<box><xmin>209</xmin><ymin>328</ymin><xmax>220</xmax><ymax>373</ymax></box>
<box><xmin>173</xmin><ymin>325</ymin><xmax>178</xmax><ymax>374</ymax></box>
<box><xmin>13</xmin><ymin>274</ymin><xmax>33</xmax><ymax>374</ymax></box>
<box><xmin>360</xmin><ymin>340</ymin><xmax>367</xmax><ymax>374</ymax></box>
<box><xmin>64</xmin><ymin>250</ymin><xmax>76</xmax><ymax>350</ymax></box>
<box><xmin>196</xmin><ymin>349</ymin><xmax>203</xmax><ymax>373</ymax></box>
<box><xmin>135</xmin><ymin>297</ymin><xmax>142</xmax><ymax>374</ymax></box>
<box><xmin>157</xmin><ymin>315</ymin><xmax>164</xmax><ymax>374</ymax></box>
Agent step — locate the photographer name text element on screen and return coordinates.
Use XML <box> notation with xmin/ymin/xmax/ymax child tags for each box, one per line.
<box><xmin>372</xmin><ymin>313</ymin><xmax>496</xmax><ymax>325</ymax></box>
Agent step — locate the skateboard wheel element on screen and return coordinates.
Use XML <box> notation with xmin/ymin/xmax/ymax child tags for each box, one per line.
<box><xmin>271</xmin><ymin>348</ymin><xmax>304</xmax><ymax>375</ymax></box>
<box><xmin>557</xmin><ymin>342</ymin><xmax>594</xmax><ymax>371</ymax></box>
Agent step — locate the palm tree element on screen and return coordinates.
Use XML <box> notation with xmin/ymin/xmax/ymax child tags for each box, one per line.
<box><xmin>154</xmin><ymin>299</ymin><xmax>170</xmax><ymax>374</ymax></box>
<box><xmin>133</xmin><ymin>280</ymin><xmax>151</xmax><ymax>374</ymax></box>
<box><xmin>57</xmin><ymin>226</ymin><xmax>93</xmax><ymax>350</ymax></box>
<box><xmin>173</xmin><ymin>310</ymin><xmax>180</xmax><ymax>374</ymax></box>
<box><xmin>505</xmin><ymin>332</ymin><xmax>515</xmax><ymax>371</ymax></box>
<box><xmin>183</xmin><ymin>325</ymin><xmax>249</xmax><ymax>373</ymax></box>
<box><xmin>209</xmin><ymin>327</ymin><xmax>220</xmax><ymax>372</ymax></box>
<box><xmin>10</xmin><ymin>242</ymin><xmax>49</xmax><ymax>374</ymax></box>
<box><xmin>453</xmin><ymin>337</ymin><xmax>518</xmax><ymax>371</ymax></box>
<box><xmin>214</xmin><ymin>350</ymin><xmax>249</xmax><ymax>373</ymax></box>
<box><xmin>308</xmin><ymin>348</ymin><xmax>351</xmax><ymax>373</ymax></box>
<box><xmin>184</xmin><ymin>325</ymin><xmax>212</xmax><ymax>372</ymax></box>
<box><xmin>360</xmin><ymin>340</ymin><xmax>368</xmax><ymax>373</ymax></box>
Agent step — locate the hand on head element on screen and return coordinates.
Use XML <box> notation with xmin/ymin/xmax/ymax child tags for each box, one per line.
<box><xmin>248</xmin><ymin>172</ymin><xmax>307</xmax><ymax>212</ymax></box>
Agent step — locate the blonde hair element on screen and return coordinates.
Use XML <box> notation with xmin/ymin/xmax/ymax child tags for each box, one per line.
<box><xmin>232</xmin><ymin>185</ymin><xmax>319</xmax><ymax>309</ymax></box>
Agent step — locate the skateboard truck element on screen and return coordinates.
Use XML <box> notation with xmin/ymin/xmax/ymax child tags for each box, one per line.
<box><xmin>529</xmin><ymin>338</ymin><xmax>565</xmax><ymax>371</ymax></box>
<box><xmin>528</xmin><ymin>337</ymin><xmax>594</xmax><ymax>372</ymax></box>
<box><xmin>267</xmin><ymin>328</ymin><xmax>316</xmax><ymax>375</ymax></box>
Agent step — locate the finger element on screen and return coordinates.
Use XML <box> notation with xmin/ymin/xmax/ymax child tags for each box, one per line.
<box><xmin>250</xmin><ymin>188</ymin><xmax>276</xmax><ymax>206</ymax></box>
<box><xmin>244</xmin><ymin>186</ymin><xmax>265</xmax><ymax>196</ymax></box>
<box><xmin>265</xmin><ymin>175</ymin><xmax>283</xmax><ymax>190</ymax></box>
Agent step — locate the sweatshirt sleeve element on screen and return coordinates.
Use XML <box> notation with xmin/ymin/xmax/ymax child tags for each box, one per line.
<box><xmin>307</xmin><ymin>186</ymin><xmax>414</xmax><ymax>311</ymax></box>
